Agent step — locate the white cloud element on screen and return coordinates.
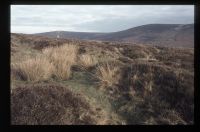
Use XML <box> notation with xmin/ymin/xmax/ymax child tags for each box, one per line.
<box><xmin>11</xmin><ymin>5</ymin><xmax>194</xmax><ymax>33</ymax></box>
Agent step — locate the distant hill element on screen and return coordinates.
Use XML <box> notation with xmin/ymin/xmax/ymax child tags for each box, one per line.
<box><xmin>34</xmin><ymin>31</ymin><xmax>106</xmax><ymax>40</ymax></box>
<box><xmin>32</xmin><ymin>24</ymin><xmax>194</xmax><ymax>48</ymax></box>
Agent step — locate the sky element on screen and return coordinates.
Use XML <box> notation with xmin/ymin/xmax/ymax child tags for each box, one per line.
<box><xmin>11</xmin><ymin>5</ymin><xmax>194</xmax><ymax>34</ymax></box>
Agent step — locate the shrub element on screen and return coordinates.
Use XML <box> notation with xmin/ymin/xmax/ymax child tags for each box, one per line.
<box><xmin>11</xmin><ymin>84</ymin><xmax>104</xmax><ymax>125</ymax></box>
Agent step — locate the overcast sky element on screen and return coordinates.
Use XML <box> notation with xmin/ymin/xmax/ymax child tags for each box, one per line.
<box><xmin>11</xmin><ymin>5</ymin><xmax>194</xmax><ymax>34</ymax></box>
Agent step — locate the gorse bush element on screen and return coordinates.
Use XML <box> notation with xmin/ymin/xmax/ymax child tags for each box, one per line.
<box><xmin>43</xmin><ymin>44</ymin><xmax>78</xmax><ymax>80</ymax></box>
<box><xmin>12</xmin><ymin>55</ymin><xmax>54</xmax><ymax>81</ymax></box>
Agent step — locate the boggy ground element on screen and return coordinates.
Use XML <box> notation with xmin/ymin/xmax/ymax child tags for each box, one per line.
<box><xmin>11</xmin><ymin>34</ymin><xmax>194</xmax><ymax>125</ymax></box>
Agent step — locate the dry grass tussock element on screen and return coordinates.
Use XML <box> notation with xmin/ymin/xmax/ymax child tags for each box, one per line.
<box><xmin>12</xmin><ymin>43</ymin><xmax>78</xmax><ymax>81</ymax></box>
<box><xmin>42</xmin><ymin>44</ymin><xmax>78</xmax><ymax>80</ymax></box>
<box><xmin>11</xmin><ymin>55</ymin><xmax>54</xmax><ymax>81</ymax></box>
<box><xmin>96</xmin><ymin>62</ymin><xmax>120</xmax><ymax>87</ymax></box>
<box><xmin>79</xmin><ymin>54</ymin><xmax>98</xmax><ymax>68</ymax></box>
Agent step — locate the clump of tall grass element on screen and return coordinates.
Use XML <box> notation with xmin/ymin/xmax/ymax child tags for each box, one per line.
<box><xmin>12</xmin><ymin>55</ymin><xmax>54</xmax><ymax>81</ymax></box>
<box><xmin>12</xmin><ymin>44</ymin><xmax>78</xmax><ymax>82</ymax></box>
<box><xmin>42</xmin><ymin>44</ymin><xmax>78</xmax><ymax>80</ymax></box>
<box><xmin>79</xmin><ymin>54</ymin><xmax>97</xmax><ymax>69</ymax></box>
<box><xmin>96</xmin><ymin>62</ymin><xmax>120</xmax><ymax>87</ymax></box>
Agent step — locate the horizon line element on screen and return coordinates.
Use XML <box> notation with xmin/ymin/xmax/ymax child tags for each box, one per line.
<box><xmin>11</xmin><ymin>23</ymin><xmax>194</xmax><ymax>34</ymax></box>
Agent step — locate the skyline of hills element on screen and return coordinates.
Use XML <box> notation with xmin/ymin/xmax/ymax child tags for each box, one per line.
<box><xmin>29</xmin><ymin>24</ymin><xmax>194</xmax><ymax>48</ymax></box>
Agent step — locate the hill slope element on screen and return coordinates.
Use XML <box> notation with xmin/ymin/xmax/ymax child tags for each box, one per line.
<box><xmin>32</xmin><ymin>24</ymin><xmax>194</xmax><ymax>48</ymax></box>
<box><xmin>11</xmin><ymin>33</ymin><xmax>194</xmax><ymax>125</ymax></box>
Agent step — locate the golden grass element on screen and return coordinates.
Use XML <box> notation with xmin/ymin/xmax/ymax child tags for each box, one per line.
<box><xmin>96</xmin><ymin>62</ymin><xmax>120</xmax><ymax>87</ymax></box>
<box><xmin>79</xmin><ymin>54</ymin><xmax>97</xmax><ymax>68</ymax></box>
<box><xmin>12</xmin><ymin>55</ymin><xmax>54</xmax><ymax>81</ymax></box>
<box><xmin>43</xmin><ymin>44</ymin><xmax>78</xmax><ymax>80</ymax></box>
<box><xmin>12</xmin><ymin>43</ymin><xmax>78</xmax><ymax>81</ymax></box>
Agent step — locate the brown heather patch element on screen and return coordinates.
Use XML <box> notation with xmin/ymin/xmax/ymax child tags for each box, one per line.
<box><xmin>11</xmin><ymin>83</ymin><xmax>109</xmax><ymax>125</ymax></box>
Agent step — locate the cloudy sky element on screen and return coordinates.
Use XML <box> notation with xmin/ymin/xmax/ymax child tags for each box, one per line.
<box><xmin>11</xmin><ymin>5</ymin><xmax>194</xmax><ymax>34</ymax></box>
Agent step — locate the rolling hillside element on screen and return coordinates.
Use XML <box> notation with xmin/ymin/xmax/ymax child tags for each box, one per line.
<box><xmin>33</xmin><ymin>24</ymin><xmax>194</xmax><ymax>48</ymax></box>
<box><xmin>11</xmin><ymin>33</ymin><xmax>194</xmax><ymax>125</ymax></box>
